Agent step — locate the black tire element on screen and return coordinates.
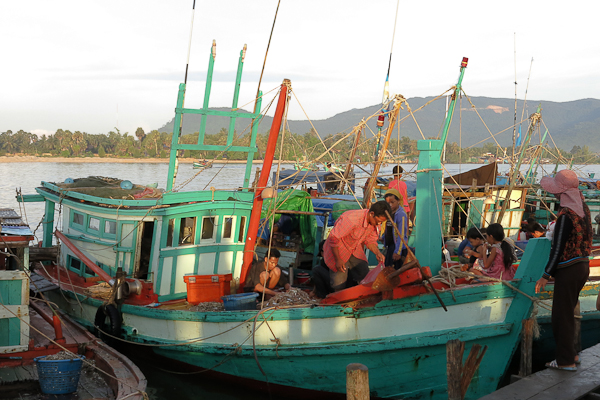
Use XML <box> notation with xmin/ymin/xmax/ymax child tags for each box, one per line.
<box><xmin>94</xmin><ymin>304</ymin><xmax>122</xmax><ymax>347</ymax></box>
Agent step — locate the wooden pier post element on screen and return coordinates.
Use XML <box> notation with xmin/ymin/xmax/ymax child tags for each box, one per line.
<box><xmin>447</xmin><ymin>339</ymin><xmax>488</xmax><ymax>400</ymax></box>
<box><xmin>519</xmin><ymin>318</ymin><xmax>534</xmax><ymax>377</ymax></box>
<box><xmin>346</xmin><ymin>363</ymin><xmax>369</xmax><ymax>400</ymax></box>
<box><xmin>447</xmin><ymin>339</ymin><xmax>464</xmax><ymax>400</ymax></box>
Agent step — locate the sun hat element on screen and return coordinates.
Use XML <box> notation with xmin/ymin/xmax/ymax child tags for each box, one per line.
<box><xmin>384</xmin><ymin>188</ymin><xmax>402</xmax><ymax>201</ymax></box>
<box><xmin>540</xmin><ymin>170</ymin><xmax>584</xmax><ymax>217</ymax></box>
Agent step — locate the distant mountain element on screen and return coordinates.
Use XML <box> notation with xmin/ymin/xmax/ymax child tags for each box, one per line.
<box><xmin>157</xmin><ymin>97</ymin><xmax>600</xmax><ymax>152</ymax></box>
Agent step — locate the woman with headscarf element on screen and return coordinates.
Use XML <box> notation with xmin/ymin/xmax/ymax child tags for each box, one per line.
<box><xmin>535</xmin><ymin>169</ymin><xmax>592</xmax><ymax>371</ymax></box>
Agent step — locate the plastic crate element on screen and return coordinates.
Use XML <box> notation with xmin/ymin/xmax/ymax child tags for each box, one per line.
<box><xmin>184</xmin><ymin>274</ymin><xmax>232</xmax><ymax>305</ymax></box>
<box><xmin>34</xmin><ymin>355</ymin><xmax>85</xmax><ymax>395</ymax></box>
<box><xmin>221</xmin><ymin>293</ymin><xmax>259</xmax><ymax>311</ymax></box>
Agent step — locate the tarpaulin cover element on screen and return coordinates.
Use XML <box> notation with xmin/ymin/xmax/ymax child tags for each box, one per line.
<box><xmin>332</xmin><ymin>201</ymin><xmax>363</xmax><ymax>221</ymax></box>
<box><xmin>311</xmin><ymin>195</ymin><xmax>360</xmax><ymax>227</ymax></box>
<box><xmin>444</xmin><ymin>163</ymin><xmax>497</xmax><ymax>186</ymax></box>
<box><xmin>261</xmin><ymin>189</ymin><xmax>317</xmax><ymax>252</ymax></box>
<box><xmin>273</xmin><ymin>170</ymin><xmax>355</xmax><ymax>193</ymax></box>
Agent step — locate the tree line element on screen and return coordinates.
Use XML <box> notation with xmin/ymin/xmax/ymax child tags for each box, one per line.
<box><xmin>0</xmin><ymin>127</ymin><xmax>595</xmax><ymax>164</ymax></box>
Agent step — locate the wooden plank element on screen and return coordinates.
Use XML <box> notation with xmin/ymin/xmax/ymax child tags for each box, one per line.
<box><xmin>480</xmin><ymin>343</ymin><xmax>600</xmax><ymax>400</ymax></box>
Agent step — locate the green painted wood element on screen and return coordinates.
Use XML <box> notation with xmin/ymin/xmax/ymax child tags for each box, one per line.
<box><xmin>414</xmin><ymin>140</ymin><xmax>444</xmax><ymax>275</ymax></box>
<box><xmin>198</xmin><ymin>46</ymin><xmax>216</xmax><ymax>146</ymax></box>
<box><xmin>173</xmin><ymin>144</ymin><xmax>259</xmax><ymax>153</ymax></box>
<box><xmin>226</xmin><ymin>47</ymin><xmax>245</xmax><ymax>147</ymax></box>
<box><xmin>244</xmin><ymin>104</ymin><xmax>263</xmax><ymax>189</ymax></box>
<box><xmin>42</xmin><ymin>200</ymin><xmax>55</xmax><ymax>248</ymax></box>
<box><xmin>178</xmin><ymin>108</ymin><xmax>261</xmax><ymax>119</ymax></box>
<box><xmin>0</xmin><ymin>318</ymin><xmax>21</xmax><ymax>347</ymax></box>
<box><xmin>439</xmin><ymin>60</ymin><xmax>468</xmax><ymax>145</ymax></box>
<box><xmin>17</xmin><ymin>194</ymin><xmax>45</xmax><ymax>202</ymax></box>
<box><xmin>167</xmin><ymin>83</ymin><xmax>187</xmax><ymax>192</ymax></box>
<box><xmin>467</xmin><ymin>198</ymin><xmax>485</xmax><ymax>230</ymax></box>
<box><xmin>159</xmin><ymin>191</ymin><xmax>254</xmax><ymax>206</ymax></box>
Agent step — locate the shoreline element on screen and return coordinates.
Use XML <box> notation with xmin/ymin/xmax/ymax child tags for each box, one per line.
<box><xmin>0</xmin><ymin>156</ymin><xmax>269</xmax><ymax>164</ymax></box>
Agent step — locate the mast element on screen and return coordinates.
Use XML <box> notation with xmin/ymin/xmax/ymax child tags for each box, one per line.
<box><xmin>170</xmin><ymin>0</ymin><xmax>197</xmax><ymax>190</ymax></box>
<box><xmin>495</xmin><ymin>105</ymin><xmax>542</xmax><ymax>224</ymax></box>
<box><xmin>374</xmin><ymin>0</ymin><xmax>400</xmax><ymax>157</ymax></box>
<box><xmin>239</xmin><ymin>80</ymin><xmax>291</xmax><ymax>288</ymax></box>
<box><xmin>414</xmin><ymin>57</ymin><xmax>468</xmax><ymax>277</ymax></box>
<box><xmin>364</xmin><ymin>98</ymin><xmax>404</xmax><ymax>207</ymax></box>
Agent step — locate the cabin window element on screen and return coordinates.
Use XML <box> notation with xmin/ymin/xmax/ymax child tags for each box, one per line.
<box><xmin>104</xmin><ymin>220</ymin><xmax>117</xmax><ymax>235</ymax></box>
<box><xmin>166</xmin><ymin>219</ymin><xmax>175</xmax><ymax>247</ymax></box>
<box><xmin>238</xmin><ymin>216</ymin><xmax>246</xmax><ymax>243</ymax></box>
<box><xmin>179</xmin><ymin>217</ymin><xmax>196</xmax><ymax>246</ymax></box>
<box><xmin>72</xmin><ymin>212</ymin><xmax>84</xmax><ymax>227</ymax></box>
<box><xmin>223</xmin><ymin>217</ymin><xmax>233</xmax><ymax>239</ymax></box>
<box><xmin>201</xmin><ymin>217</ymin><xmax>216</xmax><ymax>240</ymax></box>
<box><xmin>68</xmin><ymin>256</ymin><xmax>81</xmax><ymax>274</ymax></box>
<box><xmin>89</xmin><ymin>217</ymin><xmax>100</xmax><ymax>231</ymax></box>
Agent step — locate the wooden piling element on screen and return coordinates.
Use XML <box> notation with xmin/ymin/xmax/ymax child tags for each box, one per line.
<box><xmin>346</xmin><ymin>363</ymin><xmax>369</xmax><ymax>400</ymax></box>
<box><xmin>447</xmin><ymin>339</ymin><xmax>488</xmax><ymax>400</ymax></box>
<box><xmin>447</xmin><ymin>339</ymin><xmax>465</xmax><ymax>400</ymax></box>
<box><xmin>519</xmin><ymin>318</ymin><xmax>534</xmax><ymax>377</ymax></box>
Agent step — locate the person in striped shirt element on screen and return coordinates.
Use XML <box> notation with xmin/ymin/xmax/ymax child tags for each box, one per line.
<box><xmin>323</xmin><ymin>200</ymin><xmax>390</xmax><ymax>291</ymax></box>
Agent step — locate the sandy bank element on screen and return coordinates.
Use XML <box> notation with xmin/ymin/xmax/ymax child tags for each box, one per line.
<box><xmin>0</xmin><ymin>156</ymin><xmax>280</xmax><ymax>164</ymax></box>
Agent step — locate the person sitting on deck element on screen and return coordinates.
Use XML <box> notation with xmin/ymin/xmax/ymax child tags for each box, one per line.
<box><xmin>244</xmin><ymin>248</ymin><xmax>291</xmax><ymax>298</ymax></box>
<box><xmin>388</xmin><ymin>165</ymin><xmax>410</xmax><ymax>216</ymax></box>
<box><xmin>470</xmin><ymin>223</ymin><xmax>517</xmax><ymax>280</ymax></box>
<box><xmin>323</xmin><ymin>200</ymin><xmax>389</xmax><ymax>291</ymax></box>
<box><xmin>463</xmin><ymin>227</ymin><xmax>487</xmax><ymax>269</ymax></box>
<box><xmin>382</xmin><ymin>189</ymin><xmax>408</xmax><ymax>270</ymax></box>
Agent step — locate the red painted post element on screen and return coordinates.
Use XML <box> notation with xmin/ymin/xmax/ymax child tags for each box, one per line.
<box><xmin>239</xmin><ymin>79</ymin><xmax>290</xmax><ymax>288</ymax></box>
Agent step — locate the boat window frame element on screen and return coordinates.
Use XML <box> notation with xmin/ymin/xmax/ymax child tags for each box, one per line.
<box><xmin>200</xmin><ymin>215</ymin><xmax>218</xmax><ymax>243</ymax></box>
<box><xmin>69</xmin><ymin>209</ymin><xmax>118</xmax><ymax>241</ymax></box>
<box><xmin>238</xmin><ymin>216</ymin><xmax>246</xmax><ymax>243</ymax></box>
<box><xmin>178</xmin><ymin>216</ymin><xmax>197</xmax><ymax>246</ymax></box>
<box><xmin>221</xmin><ymin>216</ymin><xmax>235</xmax><ymax>243</ymax></box>
<box><xmin>66</xmin><ymin>254</ymin><xmax>96</xmax><ymax>278</ymax></box>
<box><xmin>71</xmin><ymin>211</ymin><xmax>85</xmax><ymax>230</ymax></box>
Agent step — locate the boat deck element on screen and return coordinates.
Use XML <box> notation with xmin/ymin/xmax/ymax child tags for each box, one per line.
<box><xmin>0</xmin><ymin>363</ymin><xmax>114</xmax><ymax>399</ymax></box>
<box><xmin>480</xmin><ymin>342</ymin><xmax>600</xmax><ymax>400</ymax></box>
<box><xmin>0</xmin><ymin>301</ymin><xmax>146</xmax><ymax>400</ymax></box>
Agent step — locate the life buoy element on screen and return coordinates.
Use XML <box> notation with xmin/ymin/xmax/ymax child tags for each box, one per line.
<box><xmin>94</xmin><ymin>304</ymin><xmax>122</xmax><ymax>346</ymax></box>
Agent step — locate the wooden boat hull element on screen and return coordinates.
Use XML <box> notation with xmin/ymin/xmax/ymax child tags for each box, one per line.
<box><xmin>45</xmin><ymin>239</ymin><xmax>550</xmax><ymax>400</ymax></box>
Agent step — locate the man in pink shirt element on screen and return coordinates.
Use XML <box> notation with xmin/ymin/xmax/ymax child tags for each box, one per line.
<box><xmin>323</xmin><ymin>201</ymin><xmax>390</xmax><ymax>291</ymax></box>
<box><xmin>388</xmin><ymin>165</ymin><xmax>410</xmax><ymax>216</ymax></box>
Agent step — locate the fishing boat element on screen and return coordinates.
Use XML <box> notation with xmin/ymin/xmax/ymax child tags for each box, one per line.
<box><xmin>193</xmin><ymin>159</ymin><xmax>212</xmax><ymax>168</ymax></box>
<box><xmin>0</xmin><ymin>211</ymin><xmax>146</xmax><ymax>399</ymax></box>
<box><xmin>16</xmin><ymin>49</ymin><xmax>557</xmax><ymax>399</ymax></box>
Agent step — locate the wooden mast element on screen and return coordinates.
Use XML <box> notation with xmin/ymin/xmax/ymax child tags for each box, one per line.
<box><xmin>239</xmin><ymin>80</ymin><xmax>290</xmax><ymax>288</ymax></box>
<box><xmin>363</xmin><ymin>99</ymin><xmax>404</xmax><ymax>207</ymax></box>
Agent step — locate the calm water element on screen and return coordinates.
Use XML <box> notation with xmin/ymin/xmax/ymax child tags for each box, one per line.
<box><xmin>2</xmin><ymin>160</ymin><xmax>598</xmax><ymax>399</ymax></box>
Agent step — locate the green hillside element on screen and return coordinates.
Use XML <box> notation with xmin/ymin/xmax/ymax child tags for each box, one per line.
<box><xmin>157</xmin><ymin>97</ymin><xmax>600</xmax><ymax>152</ymax></box>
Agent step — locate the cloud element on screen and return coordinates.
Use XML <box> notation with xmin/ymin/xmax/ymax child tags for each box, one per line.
<box><xmin>31</xmin><ymin>129</ymin><xmax>54</xmax><ymax>137</ymax></box>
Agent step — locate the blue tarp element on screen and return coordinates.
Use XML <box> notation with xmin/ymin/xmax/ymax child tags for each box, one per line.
<box><xmin>274</xmin><ymin>170</ymin><xmax>355</xmax><ymax>193</ymax></box>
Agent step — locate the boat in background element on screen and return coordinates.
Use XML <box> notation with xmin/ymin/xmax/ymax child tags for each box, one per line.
<box><xmin>193</xmin><ymin>159</ymin><xmax>212</xmax><ymax>168</ymax></box>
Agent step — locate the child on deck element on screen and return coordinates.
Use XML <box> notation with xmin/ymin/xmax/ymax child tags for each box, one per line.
<box><xmin>463</xmin><ymin>227</ymin><xmax>486</xmax><ymax>269</ymax></box>
<box><xmin>471</xmin><ymin>223</ymin><xmax>517</xmax><ymax>280</ymax></box>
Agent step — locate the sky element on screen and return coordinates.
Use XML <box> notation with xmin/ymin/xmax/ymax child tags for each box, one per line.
<box><xmin>1</xmin><ymin>0</ymin><xmax>599</xmax><ymax>138</ymax></box>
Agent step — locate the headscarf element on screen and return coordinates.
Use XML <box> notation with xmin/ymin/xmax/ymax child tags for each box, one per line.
<box><xmin>539</xmin><ymin>169</ymin><xmax>584</xmax><ymax>218</ymax></box>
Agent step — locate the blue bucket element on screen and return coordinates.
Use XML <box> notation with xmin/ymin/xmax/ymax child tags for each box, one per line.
<box><xmin>34</xmin><ymin>355</ymin><xmax>85</xmax><ymax>394</ymax></box>
<box><xmin>221</xmin><ymin>293</ymin><xmax>259</xmax><ymax>311</ymax></box>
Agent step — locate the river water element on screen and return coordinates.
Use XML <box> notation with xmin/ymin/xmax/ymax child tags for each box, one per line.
<box><xmin>2</xmin><ymin>160</ymin><xmax>598</xmax><ymax>399</ymax></box>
